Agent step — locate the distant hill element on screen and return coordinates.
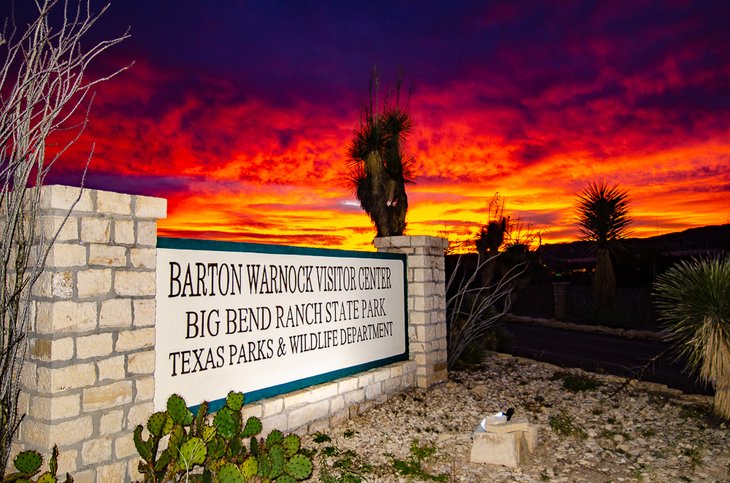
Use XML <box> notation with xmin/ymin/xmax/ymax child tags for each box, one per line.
<box><xmin>540</xmin><ymin>224</ymin><xmax>730</xmax><ymax>261</ymax></box>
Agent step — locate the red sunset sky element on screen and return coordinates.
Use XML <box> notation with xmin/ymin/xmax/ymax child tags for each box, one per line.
<box><xmin>10</xmin><ymin>1</ymin><xmax>730</xmax><ymax>251</ymax></box>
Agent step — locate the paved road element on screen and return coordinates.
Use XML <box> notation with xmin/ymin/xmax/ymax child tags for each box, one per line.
<box><xmin>501</xmin><ymin>320</ymin><xmax>712</xmax><ymax>395</ymax></box>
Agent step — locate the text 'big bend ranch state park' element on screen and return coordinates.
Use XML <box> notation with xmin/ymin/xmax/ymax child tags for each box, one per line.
<box><xmin>164</xmin><ymin>261</ymin><xmax>398</xmax><ymax>377</ymax></box>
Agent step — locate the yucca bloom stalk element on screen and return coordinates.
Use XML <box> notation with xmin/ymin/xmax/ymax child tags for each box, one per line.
<box><xmin>653</xmin><ymin>255</ymin><xmax>730</xmax><ymax>419</ymax></box>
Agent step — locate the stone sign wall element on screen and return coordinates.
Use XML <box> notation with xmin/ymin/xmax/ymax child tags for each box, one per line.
<box><xmin>13</xmin><ymin>186</ymin><xmax>448</xmax><ymax>482</ymax></box>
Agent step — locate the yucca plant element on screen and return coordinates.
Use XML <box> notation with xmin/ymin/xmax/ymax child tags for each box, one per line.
<box><xmin>653</xmin><ymin>254</ymin><xmax>730</xmax><ymax>419</ymax></box>
<box><xmin>348</xmin><ymin>67</ymin><xmax>414</xmax><ymax>237</ymax></box>
<box><xmin>575</xmin><ymin>181</ymin><xmax>632</xmax><ymax>306</ymax></box>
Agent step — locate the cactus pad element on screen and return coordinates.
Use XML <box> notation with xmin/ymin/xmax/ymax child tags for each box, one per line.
<box><xmin>217</xmin><ymin>463</ymin><xmax>244</xmax><ymax>483</ymax></box>
<box><xmin>167</xmin><ymin>394</ymin><xmax>188</xmax><ymax>424</ymax></box>
<box><xmin>266</xmin><ymin>429</ymin><xmax>284</xmax><ymax>447</ymax></box>
<box><xmin>14</xmin><ymin>450</ymin><xmax>43</xmax><ymax>475</ymax></box>
<box><xmin>275</xmin><ymin>475</ymin><xmax>298</xmax><ymax>483</ymax></box>
<box><xmin>147</xmin><ymin>411</ymin><xmax>168</xmax><ymax>437</ymax></box>
<box><xmin>280</xmin><ymin>434</ymin><xmax>301</xmax><ymax>458</ymax></box>
<box><xmin>242</xmin><ymin>416</ymin><xmax>263</xmax><ymax>438</ymax></box>
<box><xmin>225</xmin><ymin>391</ymin><xmax>245</xmax><ymax>411</ymax></box>
<box><xmin>213</xmin><ymin>406</ymin><xmax>239</xmax><ymax>440</ymax></box>
<box><xmin>284</xmin><ymin>454</ymin><xmax>313</xmax><ymax>480</ymax></box>
<box><xmin>240</xmin><ymin>455</ymin><xmax>258</xmax><ymax>479</ymax></box>
<box><xmin>179</xmin><ymin>437</ymin><xmax>207</xmax><ymax>467</ymax></box>
<box><xmin>268</xmin><ymin>445</ymin><xmax>285</xmax><ymax>479</ymax></box>
<box><xmin>133</xmin><ymin>425</ymin><xmax>153</xmax><ymax>462</ymax></box>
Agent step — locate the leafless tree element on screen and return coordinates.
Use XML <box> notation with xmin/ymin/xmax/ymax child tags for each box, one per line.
<box><xmin>0</xmin><ymin>0</ymin><xmax>128</xmax><ymax>473</ymax></box>
<box><xmin>446</xmin><ymin>252</ymin><xmax>527</xmax><ymax>369</ymax></box>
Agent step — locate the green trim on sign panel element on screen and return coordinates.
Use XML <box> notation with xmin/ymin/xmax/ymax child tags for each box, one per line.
<box><xmin>194</xmin><ymin>352</ymin><xmax>409</xmax><ymax>414</ymax></box>
<box><xmin>157</xmin><ymin>237</ymin><xmax>411</xmax><ymax>413</ymax></box>
<box><xmin>157</xmin><ymin>236</ymin><xmax>406</xmax><ymax>261</ymax></box>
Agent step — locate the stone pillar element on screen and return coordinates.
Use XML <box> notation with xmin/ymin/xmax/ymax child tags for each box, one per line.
<box><xmin>374</xmin><ymin>235</ymin><xmax>449</xmax><ymax>388</ymax></box>
<box><xmin>15</xmin><ymin>186</ymin><xmax>166</xmax><ymax>482</ymax></box>
<box><xmin>552</xmin><ymin>281</ymin><xmax>570</xmax><ymax>319</ymax></box>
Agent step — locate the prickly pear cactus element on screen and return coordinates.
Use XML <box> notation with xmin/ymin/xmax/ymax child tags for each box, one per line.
<box><xmin>217</xmin><ymin>462</ymin><xmax>244</xmax><ymax>483</ymax></box>
<box><xmin>13</xmin><ymin>450</ymin><xmax>43</xmax><ymax>475</ymax></box>
<box><xmin>147</xmin><ymin>411</ymin><xmax>169</xmax><ymax>437</ymax></box>
<box><xmin>167</xmin><ymin>393</ymin><xmax>189</xmax><ymax>424</ymax></box>
<box><xmin>280</xmin><ymin>434</ymin><xmax>300</xmax><ymax>458</ymax></box>
<box><xmin>241</xmin><ymin>416</ymin><xmax>262</xmax><ymax>438</ymax></box>
<box><xmin>179</xmin><ymin>437</ymin><xmax>207</xmax><ymax>467</ymax></box>
<box><xmin>225</xmin><ymin>391</ymin><xmax>245</xmax><ymax>411</ymax></box>
<box><xmin>213</xmin><ymin>406</ymin><xmax>239</xmax><ymax>440</ymax></box>
<box><xmin>266</xmin><ymin>429</ymin><xmax>284</xmax><ymax>447</ymax></box>
<box><xmin>284</xmin><ymin>453</ymin><xmax>313</xmax><ymax>480</ymax></box>
<box><xmin>240</xmin><ymin>455</ymin><xmax>258</xmax><ymax>479</ymax></box>
<box><xmin>268</xmin><ymin>445</ymin><xmax>285</xmax><ymax>479</ymax></box>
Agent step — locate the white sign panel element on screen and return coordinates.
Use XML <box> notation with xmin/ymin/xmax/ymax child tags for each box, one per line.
<box><xmin>154</xmin><ymin>238</ymin><xmax>408</xmax><ymax>410</ymax></box>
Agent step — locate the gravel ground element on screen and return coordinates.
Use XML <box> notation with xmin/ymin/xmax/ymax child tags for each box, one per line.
<box><xmin>302</xmin><ymin>354</ymin><xmax>730</xmax><ymax>482</ymax></box>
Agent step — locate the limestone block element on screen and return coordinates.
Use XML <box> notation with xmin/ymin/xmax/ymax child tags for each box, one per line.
<box><xmin>136</xmin><ymin>220</ymin><xmax>158</xmax><ymax>246</ymax></box>
<box><xmin>128</xmin><ymin>350</ymin><xmax>156</xmax><ymax>374</ymax></box>
<box><xmin>133</xmin><ymin>298</ymin><xmax>156</xmax><ymax>327</ymax></box>
<box><xmin>30</xmin><ymin>337</ymin><xmax>74</xmax><ymax>362</ymax></box>
<box><xmin>76</xmin><ymin>333</ymin><xmax>113</xmax><ymax>359</ymax></box>
<box><xmin>96</xmin><ymin>461</ymin><xmax>127</xmax><ymax>483</ymax></box>
<box><xmin>37</xmin><ymin>363</ymin><xmax>96</xmax><ymax>392</ymax></box>
<box><xmin>130</xmin><ymin>247</ymin><xmax>156</xmax><ymax>268</ymax></box>
<box><xmin>40</xmin><ymin>215</ymin><xmax>79</xmax><ymax>242</ymax></box>
<box><xmin>77</xmin><ymin>269</ymin><xmax>113</xmax><ymax>298</ymax></box>
<box><xmin>287</xmin><ymin>399</ymin><xmax>329</xmax><ymax>430</ymax></box>
<box><xmin>88</xmin><ymin>244</ymin><xmax>127</xmax><ymax>266</ymax></box>
<box><xmin>99</xmin><ymin>298</ymin><xmax>133</xmax><ymax>328</ymax></box>
<box><xmin>114</xmin><ymin>270</ymin><xmax>155</xmax><ymax>296</ymax></box>
<box><xmin>261</xmin><ymin>413</ymin><xmax>287</xmax><ymax>436</ymax></box>
<box><xmin>470</xmin><ymin>431</ymin><xmax>523</xmax><ymax>467</ymax></box>
<box><xmin>283</xmin><ymin>389</ymin><xmax>311</xmax><ymax>409</ymax></box>
<box><xmin>337</xmin><ymin>377</ymin><xmax>359</xmax><ymax>393</ymax></box>
<box><xmin>56</xmin><ymin>448</ymin><xmax>79</xmax><ymax>475</ymax></box>
<box><xmin>373</xmin><ymin>368</ymin><xmax>390</xmax><ymax>383</ymax></box>
<box><xmin>99</xmin><ymin>409</ymin><xmax>124</xmax><ymax>436</ymax></box>
<box><xmin>330</xmin><ymin>395</ymin><xmax>344</xmax><ymax>413</ymax></box>
<box><xmin>126</xmin><ymin>401</ymin><xmax>154</xmax><ymax>429</ymax></box>
<box><xmin>115</xmin><ymin>327</ymin><xmax>155</xmax><ymax>352</ymax></box>
<box><xmin>32</xmin><ymin>271</ymin><xmax>74</xmax><ymax>298</ymax></box>
<box><xmin>97</xmin><ymin>355</ymin><xmax>126</xmax><ymax>381</ymax></box>
<box><xmin>365</xmin><ymin>381</ymin><xmax>382</xmax><ymax>399</ymax></box>
<box><xmin>28</xmin><ymin>393</ymin><xmax>81</xmax><ymax>421</ymax></box>
<box><xmin>114</xmin><ymin>432</ymin><xmax>137</xmax><ymax>459</ymax></box>
<box><xmin>470</xmin><ymin>417</ymin><xmax>538</xmax><ymax>467</ymax></box>
<box><xmin>134</xmin><ymin>195</ymin><xmax>167</xmax><ymax>219</ymax></box>
<box><xmin>113</xmin><ymin>219</ymin><xmax>135</xmax><ymax>245</ymax></box>
<box><xmin>242</xmin><ymin>404</ymin><xmax>263</xmax><ymax>419</ymax></box>
<box><xmin>343</xmin><ymin>388</ymin><xmax>365</xmax><ymax>406</ymax></box>
<box><xmin>36</xmin><ymin>300</ymin><xmax>96</xmax><ymax>334</ymax></box>
<box><xmin>80</xmin><ymin>217</ymin><xmax>111</xmax><ymax>243</ymax></box>
<box><xmin>135</xmin><ymin>376</ymin><xmax>155</xmax><ymax>402</ymax></box>
<box><xmin>96</xmin><ymin>190</ymin><xmax>132</xmax><ymax>215</ymax></box>
<box><xmin>46</xmin><ymin>243</ymin><xmax>86</xmax><ymax>267</ymax></box>
<box><xmin>262</xmin><ymin>398</ymin><xmax>284</xmax><ymax>417</ymax></box>
<box><xmin>308</xmin><ymin>382</ymin><xmax>339</xmax><ymax>402</ymax></box>
<box><xmin>82</xmin><ymin>437</ymin><xmax>112</xmax><ymax>465</ymax></box>
<box><xmin>21</xmin><ymin>415</ymin><xmax>93</xmax><ymax>447</ymax></box>
<box><xmin>82</xmin><ymin>381</ymin><xmax>133</xmax><ymax>411</ymax></box>
<box><xmin>39</xmin><ymin>185</ymin><xmax>93</xmax><ymax>212</ymax></box>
